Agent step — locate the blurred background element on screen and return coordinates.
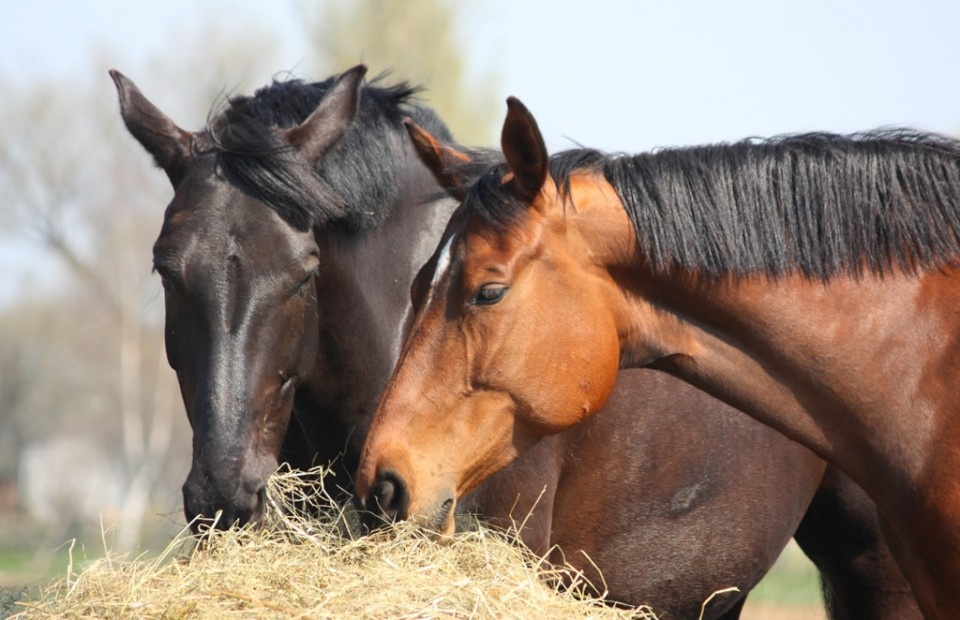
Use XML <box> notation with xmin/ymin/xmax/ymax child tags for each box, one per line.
<box><xmin>1</xmin><ymin>1</ymin><xmax>959</xmax><ymax>617</ymax></box>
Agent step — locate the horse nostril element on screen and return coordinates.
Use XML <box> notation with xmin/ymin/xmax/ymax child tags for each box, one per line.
<box><xmin>431</xmin><ymin>497</ymin><xmax>455</xmax><ymax>533</ymax></box>
<box><xmin>371</xmin><ymin>469</ymin><xmax>409</xmax><ymax>519</ymax></box>
<box><xmin>248</xmin><ymin>485</ymin><xmax>267</xmax><ymax>525</ymax></box>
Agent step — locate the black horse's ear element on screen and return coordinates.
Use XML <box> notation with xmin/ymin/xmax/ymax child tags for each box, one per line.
<box><xmin>283</xmin><ymin>64</ymin><xmax>367</xmax><ymax>165</ymax></box>
<box><xmin>404</xmin><ymin>118</ymin><xmax>473</xmax><ymax>201</ymax></box>
<box><xmin>501</xmin><ymin>97</ymin><xmax>549</xmax><ymax>203</ymax></box>
<box><xmin>110</xmin><ymin>69</ymin><xmax>193</xmax><ymax>186</ymax></box>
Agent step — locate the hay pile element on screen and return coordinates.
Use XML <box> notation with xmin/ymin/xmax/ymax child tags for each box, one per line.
<box><xmin>11</xmin><ymin>468</ymin><xmax>657</xmax><ymax>619</ymax></box>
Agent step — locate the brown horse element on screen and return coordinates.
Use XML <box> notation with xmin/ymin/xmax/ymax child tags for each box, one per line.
<box><xmin>398</xmin><ymin>124</ymin><xmax>917</xmax><ymax>618</ymax></box>
<box><xmin>356</xmin><ymin>99</ymin><xmax>960</xmax><ymax>616</ymax></box>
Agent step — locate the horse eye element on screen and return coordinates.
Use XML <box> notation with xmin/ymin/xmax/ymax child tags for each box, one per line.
<box><xmin>295</xmin><ymin>269</ymin><xmax>319</xmax><ymax>297</ymax></box>
<box><xmin>472</xmin><ymin>284</ymin><xmax>508</xmax><ymax>306</ymax></box>
<box><xmin>154</xmin><ymin>267</ymin><xmax>175</xmax><ymax>291</ymax></box>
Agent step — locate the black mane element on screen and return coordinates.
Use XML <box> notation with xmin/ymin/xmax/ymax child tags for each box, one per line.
<box><xmin>465</xmin><ymin>130</ymin><xmax>960</xmax><ymax>278</ymax></box>
<box><xmin>206</xmin><ymin>74</ymin><xmax>453</xmax><ymax>231</ymax></box>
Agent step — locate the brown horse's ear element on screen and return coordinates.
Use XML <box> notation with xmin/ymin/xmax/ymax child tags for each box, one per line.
<box><xmin>110</xmin><ymin>69</ymin><xmax>193</xmax><ymax>186</ymax></box>
<box><xmin>501</xmin><ymin>96</ymin><xmax>549</xmax><ymax>203</ymax></box>
<box><xmin>404</xmin><ymin>118</ymin><xmax>473</xmax><ymax>201</ymax></box>
<box><xmin>283</xmin><ymin>64</ymin><xmax>367</xmax><ymax>165</ymax></box>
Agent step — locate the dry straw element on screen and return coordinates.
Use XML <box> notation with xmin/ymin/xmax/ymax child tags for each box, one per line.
<box><xmin>11</xmin><ymin>467</ymin><xmax>658</xmax><ymax>619</ymax></box>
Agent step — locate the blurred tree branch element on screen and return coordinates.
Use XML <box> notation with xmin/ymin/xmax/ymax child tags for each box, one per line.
<box><xmin>300</xmin><ymin>0</ymin><xmax>499</xmax><ymax>146</ymax></box>
<box><xmin>0</xmin><ymin>28</ymin><xmax>285</xmax><ymax>552</ymax></box>
<box><xmin>0</xmin><ymin>83</ymin><xmax>121</xmax><ymax>315</ymax></box>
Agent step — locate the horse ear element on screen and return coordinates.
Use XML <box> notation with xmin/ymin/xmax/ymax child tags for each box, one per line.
<box><xmin>404</xmin><ymin>118</ymin><xmax>473</xmax><ymax>201</ymax></box>
<box><xmin>283</xmin><ymin>64</ymin><xmax>367</xmax><ymax>165</ymax></box>
<box><xmin>501</xmin><ymin>97</ymin><xmax>549</xmax><ymax>203</ymax></box>
<box><xmin>109</xmin><ymin>69</ymin><xmax>193</xmax><ymax>186</ymax></box>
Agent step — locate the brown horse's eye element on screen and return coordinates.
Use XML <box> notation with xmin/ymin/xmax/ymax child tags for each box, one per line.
<box><xmin>472</xmin><ymin>284</ymin><xmax>508</xmax><ymax>306</ymax></box>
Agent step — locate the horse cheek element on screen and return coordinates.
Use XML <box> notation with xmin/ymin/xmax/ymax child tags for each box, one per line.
<box><xmin>576</xmin><ymin>324</ymin><xmax>621</xmax><ymax>423</ymax></box>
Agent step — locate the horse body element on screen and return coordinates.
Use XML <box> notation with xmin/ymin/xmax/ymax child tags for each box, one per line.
<box><xmin>633</xmin><ymin>266</ymin><xmax>960</xmax><ymax>612</ymax></box>
<box><xmin>115</xmin><ymin>70</ymin><xmax>920</xmax><ymax>617</ymax></box>
<box><xmin>355</xmin><ymin>100</ymin><xmax>946</xmax><ymax>615</ymax></box>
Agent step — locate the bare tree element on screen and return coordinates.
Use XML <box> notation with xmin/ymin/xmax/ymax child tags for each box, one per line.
<box><xmin>300</xmin><ymin>0</ymin><xmax>499</xmax><ymax>145</ymax></box>
<box><xmin>0</xmin><ymin>75</ymin><xmax>175</xmax><ymax>552</ymax></box>
<box><xmin>0</xmin><ymin>30</ymin><xmax>284</xmax><ymax>553</ymax></box>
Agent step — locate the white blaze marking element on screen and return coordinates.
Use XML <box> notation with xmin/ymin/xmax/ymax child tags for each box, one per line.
<box><xmin>426</xmin><ymin>234</ymin><xmax>456</xmax><ymax>303</ymax></box>
<box><xmin>431</xmin><ymin>235</ymin><xmax>455</xmax><ymax>286</ymax></box>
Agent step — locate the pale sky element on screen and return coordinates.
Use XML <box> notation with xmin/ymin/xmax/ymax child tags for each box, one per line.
<box><xmin>2</xmin><ymin>0</ymin><xmax>959</xmax><ymax>304</ymax></box>
<box><xmin>5</xmin><ymin>1</ymin><xmax>960</xmax><ymax>148</ymax></box>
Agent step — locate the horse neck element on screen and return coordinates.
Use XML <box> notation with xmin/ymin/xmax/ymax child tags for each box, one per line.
<box><xmin>301</xmin><ymin>157</ymin><xmax>456</xmax><ymax>422</ymax></box>
<box><xmin>617</xmin><ymin>266</ymin><xmax>943</xmax><ymax>492</ymax></box>
<box><xmin>565</xmin><ymin>172</ymin><xmax>641</xmax><ymax>268</ymax></box>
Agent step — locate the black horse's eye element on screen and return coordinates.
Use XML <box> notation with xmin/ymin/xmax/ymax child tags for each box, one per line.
<box><xmin>154</xmin><ymin>267</ymin><xmax>175</xmax><ymax>291</ymax></box>
<box><xmin>295</xmin><ymin>276</ymin><xmax>311</xmax><ymax>298</ymax></box>
<box><xmin>295</xmin><ymin>269</ymin><xmax>319</xmax><ymax>298</ymax></box>
<box><xmin>472</xmin><ymin>284</ymin><xmax>508</xmax><ymax>306</ymax></box>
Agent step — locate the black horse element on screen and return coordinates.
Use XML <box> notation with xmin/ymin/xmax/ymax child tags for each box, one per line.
<box><xmin>112</xmin><ymin>66</ymin><xmax>917</xmax><ymax>618</ymax></box>
<box><xmin>111</xmin><ymin>65</ymin><xmax>451</xmax><ymax>527</ymax></box>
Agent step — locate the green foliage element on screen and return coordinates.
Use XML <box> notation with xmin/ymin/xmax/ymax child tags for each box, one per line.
<box><xmin>300</xmin><ymin>0</ymin><xmax>499</xmax><ymax>146</ymax></box>
<box><xmin>744</xmin><ymin>543</ymin><xmax>823</xmax><ymax>607</ymax></box>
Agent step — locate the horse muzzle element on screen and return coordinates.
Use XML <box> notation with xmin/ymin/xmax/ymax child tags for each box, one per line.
<box><xmin>355</xmin><ymin>468</ymin><xmax>456</xmax><ymax>537</ymax></box>
<box><xmin>182</xmin><ymin>469</ymin><xmax>267</xmax><ymax>533</ymax></box>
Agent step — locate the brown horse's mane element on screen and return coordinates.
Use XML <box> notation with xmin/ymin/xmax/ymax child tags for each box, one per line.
<box><xmin>202</xmin><ymin>73</ymin><xmax>453</xmax><ymax>232</ymax></box>
<box><xmin>464</xmin><ymin>130</ymin><xmax>960</xmax><ymax>278</ymax></box>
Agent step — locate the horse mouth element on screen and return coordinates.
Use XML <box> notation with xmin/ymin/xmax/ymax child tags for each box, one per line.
<box><xmin>184</xmin><ymin>486</ymin><xmax>267</xmax><ymax>535</ymax></box>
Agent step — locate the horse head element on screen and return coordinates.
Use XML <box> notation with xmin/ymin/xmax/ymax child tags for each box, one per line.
<box><xmin>112</xmin><ymin>66</ymin><xmax>366</xmax><ymax>530</ymax></box>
